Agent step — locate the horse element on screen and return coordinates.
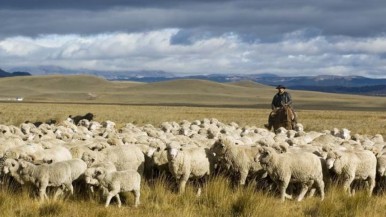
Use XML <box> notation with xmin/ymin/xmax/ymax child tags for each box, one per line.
<box><xmin>270</xmin><ymin>105</ymin><xmax>296</xmax><ymax>131</ymax></box>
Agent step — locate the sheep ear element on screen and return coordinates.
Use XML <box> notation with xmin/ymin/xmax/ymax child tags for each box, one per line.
<box><xmin>45</xmin><ymin>159</ymin><xmax>53</xmax><ymax>164</ymax></box>
<box><xmin>334</xmin><ymin>151</ymin><xmax>342</xmax><ymax>159</ymax></box>
<box><xmin>95</xmin><ymin>168</ymin><xmax>103</xmax><ymax>175</ymax></box>
<box><xmin>25</xmin><ymin>155</ymin><xmax>34</xmax><ymax>162</ymax></box>
<box><xmin>19</xmin><ymin>161</ymin><xmax>27</xmax><ymax>168</ymax></box>
<box><xmin>322</xmin><ymin>146</ymin><xmax>332</xmax><ymax>152</ymax></box>
<box><xmin>279</xmin><ymin>144</ymin><xmax>288</xmax><ymax>153</ymax></box>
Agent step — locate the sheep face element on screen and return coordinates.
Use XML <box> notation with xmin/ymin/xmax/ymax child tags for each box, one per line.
<box><xmin>3</xmin><ymin>159</ymin><xmax>19</xmax><ymax>174</ymax></box>
<box><xmin>167</xmin><ymin>147</ymin><xmax>180</xmax><ymax>160</ymax></box>
<box><xmin>210</xmin><ymin>138</ymin><xmax>230</xmax><ymax>157</ymax></box>
<box><xmin>340</xmin><ymin>129</ymin><xmax>351</xmax><ymax>140</ymax></box>
<box><xmin>326</xmin><ymin>158</ymin><xmax>335</xmax><ymax>169</ymax></box>
<box><xmin>257</xmin><ymin>147</ymin><xmax>275</xmax><ymax>166</ymax></box>
<box><xmin>325</xmin><ymin>151</ymin><xmax>337</xmax><ymax>169</ymax></box>
<box><xmin>146</xmin><ymin>147</ymin><xmax>157</xmax><ymax>158</ymax></box>
<box><xmin>294</xmin><ymin>123</ymin><xmax>304</xmax><ymax>132</ymax></box>
<box><xmin>84</xmin><ymin>168</ymin><xmax>100</xmax><ymax>185</ymax></box>
<box><xmin>94</xmin><ymin>168</ymin><xmax>108</xmax><ymax>181</ymax></box>
<box><xmin>326</xmin><ymin>152</ymin><xmax>343</xmax><ymax>172</ymax></box>
<box><xmin>82</xmin><ymin>151</ymin><xmax>97</xmax><ymax>166</ymax></box>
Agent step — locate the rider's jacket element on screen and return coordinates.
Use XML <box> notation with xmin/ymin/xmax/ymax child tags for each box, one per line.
<box><xmin>271</xmin><ymin>91</ymin><xmax>292</xmax><ymax>110</ymax></box>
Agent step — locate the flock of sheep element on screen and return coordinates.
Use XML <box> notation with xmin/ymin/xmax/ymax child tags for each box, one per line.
<box><xmin>0</xmin><ymin>114</ymin><xmax>385</xmax><ymax>207</ymax></box>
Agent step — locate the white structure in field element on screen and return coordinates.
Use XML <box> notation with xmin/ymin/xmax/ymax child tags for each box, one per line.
<box><xmin>0</xmin><ymin>96</ymin><xmax>23</xmax><ymax>101</ymax></box>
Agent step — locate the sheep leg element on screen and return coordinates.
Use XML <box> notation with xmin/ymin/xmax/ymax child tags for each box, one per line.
<box><xmin>307</xmin><ymin>188</ymin><xmax>316</xmax><ymax>198</ymax></box>
<box><xmin>284</xmin><ymin>193</ymin><xmax>293</xmax><ymax>200</ymax></box>
<box><xmin>105</xmin><ymin>191</ymin><xmax>118</xmax><ymax>207</ymax></box>
<box><xmin>53</xmin><ymin>188</ymin><xmax>64</xmax><ymax>200</ymax></box>
<box><xmin>133</xmin><ymin>189</ymin><xmax>140</xmax><ymax>207</ymax></box>
<box><xmin>279</xmin><ymin>180</ymin><xmax>289</xmax><ymax>202</ymax></box>
<box><xmin>315</xmin><ymin>179</ymin><xmax>325</xmax><ymax>201</ymax></box>
<box><xmin>179</xmin><ymin>175</ymin><xmax>189</xmax><ymax>194</ymax></box>
<box><xmin>115</xmin><ymin>194</ymin><xmax>122</xmax><ymax>208</ymax></box>
<box><xmin>39</xmin><ymin>182</ymin><xmax>48</xmax><ymax>201</ymax></box>
<box><xmin>66</xmin><ymin>183</ymin><xmax>74</xmax><ymax>195</ymax></box>
<box><xmin>196</xmin><ymin>176</ymin><xmax>207</xmax><ymax>197</ymax></box>
<box><xmin>368</xmin><ymin>177</ymin><xmax>375</xmax><ymax>197</ymax></box>
<box><xmin>297</xmin><ymin>183</ymin><xmax>310</xmax><ymax>202</ymax></box>
<box><xmin>196</xmin><ymin>187</ymin><xmax>202</xmax><ymax>197</ymax></box>
<box><xmin>343</xmin><ymin>177</ymin><xmax>354</xmax><ymax>196</ymax></box>
<box><xmin>239</xmin><ymin>170</ymin><xmax>248</xmax><ymax>186</ymax></box>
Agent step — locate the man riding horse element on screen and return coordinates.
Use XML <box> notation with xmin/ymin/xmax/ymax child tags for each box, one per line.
<box><xmin>264</xmin><ymin>85</ymin><xmax>297</xmax><ymax>131</ymax></box>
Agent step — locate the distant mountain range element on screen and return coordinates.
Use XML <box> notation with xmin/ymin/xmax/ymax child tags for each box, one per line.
<box><xmin>4</xmin><ymin>65</ymin><xmax>386</xmax><ymax>96</ymax></box>
<box><xmin>113</xmin><ymin>73</ymin><xmax>386</xmax><ymax>96</ymax></box>
<box><xmin>0</xmin><ymin>68</ymin><xmax>31</xmax><ymax>77</ymax></box>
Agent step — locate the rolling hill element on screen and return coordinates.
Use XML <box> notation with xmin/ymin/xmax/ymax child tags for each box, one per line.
<box><xmin>0</xmin><ymin>74</ymin><xmax>385</xmax><ymax>111</ymax></box>
<box><xmin>0</xmin><ymin>68</ymin><xmax>31</xmax><ymax>77</ymax></box>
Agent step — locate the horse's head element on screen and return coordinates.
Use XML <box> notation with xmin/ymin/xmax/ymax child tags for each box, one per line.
<box><xmin>272</xmin><ymin>105</ymin><xmax>295</xmax><ymax>131</ymax></box>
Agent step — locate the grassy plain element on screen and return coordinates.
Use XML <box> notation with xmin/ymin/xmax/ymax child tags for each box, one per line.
<box><xmin>1</xmin><ymin>75</ymin><xmax>386</xmax><ymax>216</ymax></box>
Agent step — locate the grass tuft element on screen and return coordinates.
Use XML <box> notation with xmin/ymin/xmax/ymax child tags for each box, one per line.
<box><xmin>38</xmin><ymin>202</ymin><xmax>64</xmax><ymax>217</ymax></box>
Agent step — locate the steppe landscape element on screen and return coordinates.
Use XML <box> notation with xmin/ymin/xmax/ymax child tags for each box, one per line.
<box><xmin>0</xmin><ymin>75</ymin><xmax>386</xmax><ymax>217</ymax></box>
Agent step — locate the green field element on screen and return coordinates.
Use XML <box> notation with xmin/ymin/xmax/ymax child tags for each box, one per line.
<box><xmin>1</xmin><ymin>75</ymin><xmax>386</xmax><ymax>217</ymax></box>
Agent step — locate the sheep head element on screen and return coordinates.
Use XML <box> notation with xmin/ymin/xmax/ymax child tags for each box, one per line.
<box><xmin>82</xmin><ymin>150</ymin><xmax>98</xmax><ymax>166</ymax></box>
<box><xmin>146</xmin><ymin>147</ymin><xmax>158</xmax><ymax>158</ymax></box>
<box><xmin>18</xmin><ymin>159</ymin><xmax>30</xmax><ymax>169</ymax></box>
<box><xmin>94</xmin><ymin>167</ymin><xmax>108</xmax><ymax>180</ymax></box>
<box><xmin>211</xmin><ymin>136</ymin><xmax>235</xmax><ymax>157</ymax></box>
<box><xmin>166</xmin><ymin>142</ymin><xmax>182</xmax><ymax>161</ymax></box>
<box><xmin>255</xmin><ymin>147</ymin><xmax>277</xmax><ymax>166</ymax></box>
<box><xmin>272</xmin><ymin>142</ymin><xmax>289</xmax><ymax>153</ymax></box>
<box><xmin>377</xmin><ymin>155</ymin><xmax>386</xmax><ymax>177</ymax></box>
<box><xmin>3</xmin><ymin>158</ymin><xmax>19</xmax><ymax>174</ymax></box>
<box><xmin>84</xmin><ymin>168</ymin><xmax>100</xmax><ymax>185</ymax></box>
<box><xmin>326</xmin><ymin>151</ymin><xmax>342</xmax><ymax>170</ymax></box>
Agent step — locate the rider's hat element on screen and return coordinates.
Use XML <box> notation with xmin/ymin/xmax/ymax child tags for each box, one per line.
<box><xmin>276</xmin><ymin>85</ymin><xmax>286</xmax><ymax>89</ymax></box>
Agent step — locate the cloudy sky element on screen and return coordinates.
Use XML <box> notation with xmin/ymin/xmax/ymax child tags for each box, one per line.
<box><xmin>1</xmin><ymin>0</ymin><xmax>386</xmax><ymax>77</ymax></box>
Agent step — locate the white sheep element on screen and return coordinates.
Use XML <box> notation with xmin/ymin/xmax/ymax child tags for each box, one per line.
<box><xmin>326</xmin><ymin>149</ymin><xmax>376</xmax><ymax>196</ymax></box>
<box><xmin>85</xmin><ymin>167</ymin><xmax>141</xmax><ymax>207</ymax></box>
<box><xmin>23</xmin><ymin>146</ymin><xmax>72</xmax><ymax>164</ymax></box>
<box><xmin>2</xmin><ymin>158</ymin><xmax>24</xmax><ymax>184</ymax></box>
<box><xmin>84</xmin><ymin>161</ymin><xmax>117</xmax><ymax>193</ymax></box>
<box><xmin>166</xmin><ymin>142</ymin><xmax>215</xmax><ymax>195</ymax></box>
<box><xmin>210</xmin><ymin>136</ymin><xmax>264</xmax><ymax>186</ymax></box>
<box><xmin>5</xmin><ymin>159</ymin><xmax>87</xmax><ymax>200</ymax></box>
<box><xmin>255</xmin><ymin>146</ymin><xmax>325</xmax><ymax>202</ymax></box>
<box><xmin>81</xmin><ymin>145</ymin><xmax>145</xmax><ymax>174</ymax></box>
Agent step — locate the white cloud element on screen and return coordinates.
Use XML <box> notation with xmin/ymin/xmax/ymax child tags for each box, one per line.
<box><xmin>1</xmin><ymin>29</ymin><xmax>386</xmax><ymax>78</ymax></box>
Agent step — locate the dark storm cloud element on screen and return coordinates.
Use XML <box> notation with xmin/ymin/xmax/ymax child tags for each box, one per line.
<box><xmin>1</xmin><ymin>0</ymin><xmax>386</xmax><ymax>40</ymax></box>
<box><xmin>0</xmin><ymin>0</ymin><xmax>228</xmax><ymax>9</ymax></box>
